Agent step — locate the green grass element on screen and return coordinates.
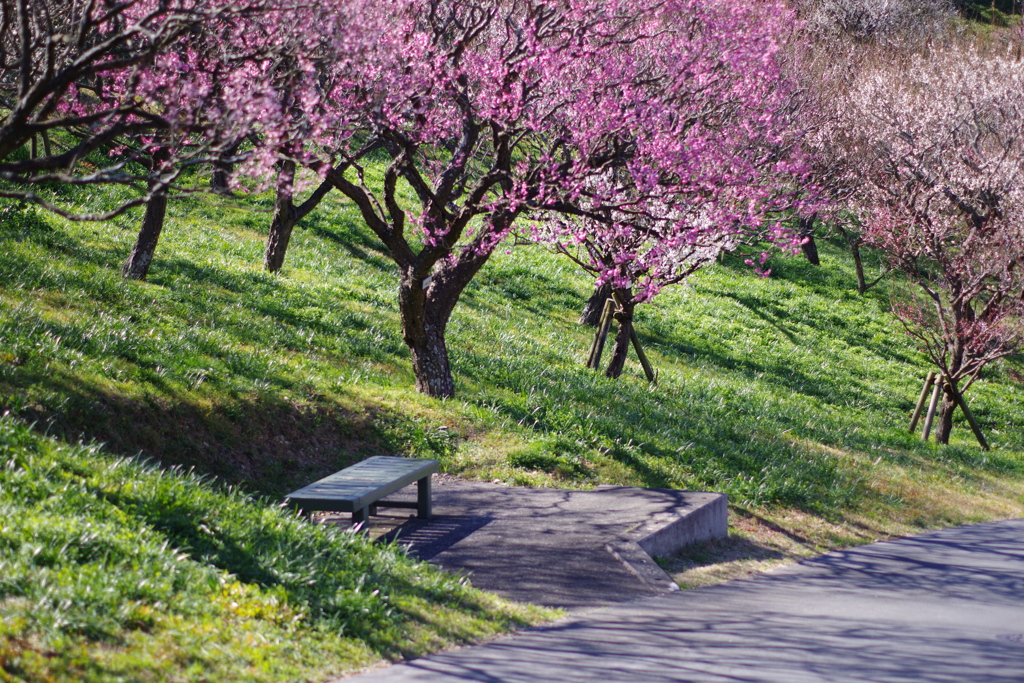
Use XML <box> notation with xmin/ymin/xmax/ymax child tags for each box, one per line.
<box><xmin>3</xmin><ymin>187</ymin><xmax>1024</xmax><ymax>503</ymax></box>
<box><xmin>2</xmin><ymin>179</ymin><xmax>1024</xmax><ymax>679</ymax></box>
<box><xmin>0</xmin><ymin>415</ymin><xmax>550</xmax><ymax>682</ymax></box>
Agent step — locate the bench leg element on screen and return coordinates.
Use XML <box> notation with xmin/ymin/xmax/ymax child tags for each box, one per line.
<box><xmin>417</xmin><ymin>475</ymin><xmax>432</xmax><ymax>519</ymax></box>
<box><xmin>351</xmin><ymin>506</ymin><xmax>370</xmax><ymax>531</ymax></box>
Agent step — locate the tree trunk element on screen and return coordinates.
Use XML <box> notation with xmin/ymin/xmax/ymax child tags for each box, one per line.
<box><xmin>400</xmin><ymin>275</ymin><xmax>458</xmax><ymax>398</ymax></box>
<box><xmin>122</xmin><ymin>193</ymin><xmax>168</xmax><ymax>280</ymax></box>
<box><xmin>264</xmin><ymin>162</ymin><xmax>334</xmax><ymax>273</ymax></box>
<box><xmin>836</xmin><ymin>225</ymin><xmax>874</xmax><ymax>294</ymax></box>
<box><xmin>397</xmin><ymin>245</ymin><xmax>492</xmax><ymax>398</ymax></box>
<box><xmin>122</xmin><ymin>152</ymin><xmax>170</xmax><ymax>281</ymax></box>
<box><xmin>210</xmin><ymin>143</ymin><xmax>238</xmax><ymax>194</ymax></box>
<box><xmin>264</xmin><ymin>209</ymin><xmax>298</xmax><ymax>272</ymax></box>
<box><xmin>801</xmin><ymin>234</ymin><xmax>820</xmax><ymax>266</ymax></box>
<box><xmin>211</xmin><ymin>166</ymin><xmax>231</xmax><ymax>194</ymax></box>
<box><xmin>933</xmin><ymin>388</ymin><xmax>957</xmax><ymax>445</ymax></box>
<box><xmin>408</xmin><ymin>326</ymin><xmax>455</xmax><ymax>398</ymax></box>
<box><xmin>604</xmin><ymin>291</ymin><xmax>635</xmax><ymax>379</ymax></box>
<box><xmin>264</xmin><ymin>161</ymin><xmax>298</xmax><ymax>273</ymax></box>
<box><xmin>579</xmin><ymin>281</ymin><xmax>612</xmax><ymax>326</ymax></box>
<box><xmin>798</xmin><ymin>215</ymin><xmax>819</xmax><ymax>266</ymax></box>
<box><xmin>851</xmin><ymin>240</ymin><xmax>868</xmax><ymax>294</ymax></box>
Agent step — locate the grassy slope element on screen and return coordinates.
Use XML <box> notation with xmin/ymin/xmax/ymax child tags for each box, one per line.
<box><xmin>0</xmin><ymin>417</ymin><xmax>548</xmax><ymax>682</ymax></box>
<box><xmin>2</xmin><ymin>181</ymin><xmax>1024</xmax><ymax>677</ymax></box>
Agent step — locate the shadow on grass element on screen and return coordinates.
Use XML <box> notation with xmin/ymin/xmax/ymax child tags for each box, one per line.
<box><xmin>307</xmin><ymin>213</ymin><xmax>396</xmax><ymax>274</ymax></box>
<box><xmin>1</xmin><ymin>360</ymin><xmax>459</xmax><ymax>500</ymax></box>
<box><xmin>635</xmin><ymin>322</ymin><xmax>907</xmax><ymax>410</ymax></box>
<box><xmin>721</xmin><ymin>291</ymin><xmax>800</xmax><ymax>345</ymax></box>
<box><xmin>453</xmin><ymin>347</ymin><xmax>864</xmax><ymax>510</ymax></box>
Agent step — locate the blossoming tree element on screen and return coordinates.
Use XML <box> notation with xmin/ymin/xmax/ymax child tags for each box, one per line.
<box><xmin>543</xmin><ymin>0</ymin><xmax>811</xmax><ymax>378</ymax></box>
<box><xmin>298</xmin><ymin>0</ymin><xmax>808</xmax><ymax>396</ymax></box>
<box><xmin>0</xmin><ymin>0</ymin><xmax>317</xmax><ymax>280</ymax></box>
<box><xmin>0</xmin><ymin>0</ymin><xmax>286</xmax><ymax>216</ymax></box>
<box><xmin>828</xmin><ymin>43</ymin><xmax>1024</xmax><ymax>445</ymax></box>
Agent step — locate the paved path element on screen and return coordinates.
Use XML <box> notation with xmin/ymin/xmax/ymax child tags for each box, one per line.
<box><xmin>333</xmin><ymin>478</ymin><xmax>725</xmax><ymax>609</ymax></box>
<box><xmin>342</xmin><ymin>519</ymin><xmax>1024</xmax><ymax>682</ymax></box>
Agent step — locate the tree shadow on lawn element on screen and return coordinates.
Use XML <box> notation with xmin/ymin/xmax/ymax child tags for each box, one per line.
<box><xmin>306</xmin><ymin>210</ymin><xmax>400</xmax><ymax>275</ymax></box>
<box><xmin>0</xmin><ymin>367</ymin><xmax>436</xmax><ymax>499</ymax></box>
<box><xmin>712</xmin><ymin>248</ymin><xmax>918</xmax><ymax>365</ymax></box>
<box><xmin>637</xmin><ymin>322</ymin><xmax>910</xmax><ymax>413</ymax></box>
<box><xmin>454</xmin><ymin>351</ymin><xmax>862</xmax><ymax>510</ymax></box>
<box><xmin>2</xmin><ymin>220</ymin><xmax>410</xmax><ymax>379</ymax></box>
<box><xmin>719</xmin><ymin>238</ymin><xmax>889</xmax><ymax>299</ymax></box>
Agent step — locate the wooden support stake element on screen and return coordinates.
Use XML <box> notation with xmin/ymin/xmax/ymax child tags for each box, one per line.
<box><xmin>921</xmin><ymin>375</ymin><xmax>944</xmax><ymax>442</ymax></box>
<box><xmin>593</xmin><ymin>302</ymin><xmax>614</xmax><ymax>370</ymax></box>
<box><xmin>586</xmin><ymin>298</ymin><xmax>610</xmax><ymax>368</ymax></box>
<box><xmin>587</xmin><ymin>298</ymin><xmax>614</xmax><ymax>370</ymax></box>
<box><xmin>909</xmin><ymin>371</ymin><xmax>936</xmax><ymax>433</ymax></box>
<box><xmin>947</xmin><ymin>383</ymin><xmax>990</xmax><ymax>451</ymax></box>
<box><xmin>629</xmin><ymin>329</ymin><xmax>656</xmax><ymax>383</ymax></box>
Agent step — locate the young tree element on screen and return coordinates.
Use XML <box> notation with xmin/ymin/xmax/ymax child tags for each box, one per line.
<box><xmin>829</xmin><ymin>43</ymin><xmax>1024</xmax><ymax>445</ymax></box>
<box><xmin>294</xmin><ymin>0</ymin><xmax>806</xmax><ymax>396</ymax></box>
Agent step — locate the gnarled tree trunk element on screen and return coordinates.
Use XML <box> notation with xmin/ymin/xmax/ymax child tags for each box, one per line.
<box><xmin>399</xmin><ymin>272</ymin><xmax>456</xmax><ymax>398</ymax></box>
<box><xmin>407</xmin><ymin>324</ymin><xmax>455</xmax><ymax>398</ymax></box>
<box><xmin>396</xmin><ymin>247</ymin><xmax>492</xmax><ymax>398</ymax></box>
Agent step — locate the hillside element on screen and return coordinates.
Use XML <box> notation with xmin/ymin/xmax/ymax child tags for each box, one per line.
<box><xmin>2</xmin><ymin>185</ymin><xmax>1024</xmax><ymax>679</ymax></box>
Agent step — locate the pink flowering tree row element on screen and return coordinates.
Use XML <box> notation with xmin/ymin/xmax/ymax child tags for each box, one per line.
<box><xmin>0</xmin><ymin>0</ymin><xmax>294</xmax><ymax>215</ymax></box>
<box><xmin>3</xmin><ymin>0</ymin><xmax>818</xmax><ymax>398</ymax></box>
<box><xmin>266</xmin><ymin>0</ymin><xmax>813</xmax><ymax>396</ymax></box>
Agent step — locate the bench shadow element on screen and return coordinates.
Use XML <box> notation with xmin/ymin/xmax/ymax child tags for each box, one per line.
<box><xmin>380</xmin><ymin>515</ymin><xmax>495</xmax><ymax>562</ymax></box>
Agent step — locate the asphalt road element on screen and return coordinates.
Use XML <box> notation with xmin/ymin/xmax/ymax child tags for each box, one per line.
<box><xmin>341</xmin><ymin>519</ymin><xmax>1024</xmax><ymax>682</ymax></box>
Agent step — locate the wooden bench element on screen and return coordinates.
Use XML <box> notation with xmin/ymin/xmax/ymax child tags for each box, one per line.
<box><xmin>284</xmin><ymin>456</ymin><xmax>438</xmax><ymax>526</ymax></box>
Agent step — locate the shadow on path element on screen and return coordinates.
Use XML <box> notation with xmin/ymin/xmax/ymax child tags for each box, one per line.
<box><xmin>344</xmin><ymin>519</ymin><xmax>1024</xmax><ymax>683</ymax></box>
